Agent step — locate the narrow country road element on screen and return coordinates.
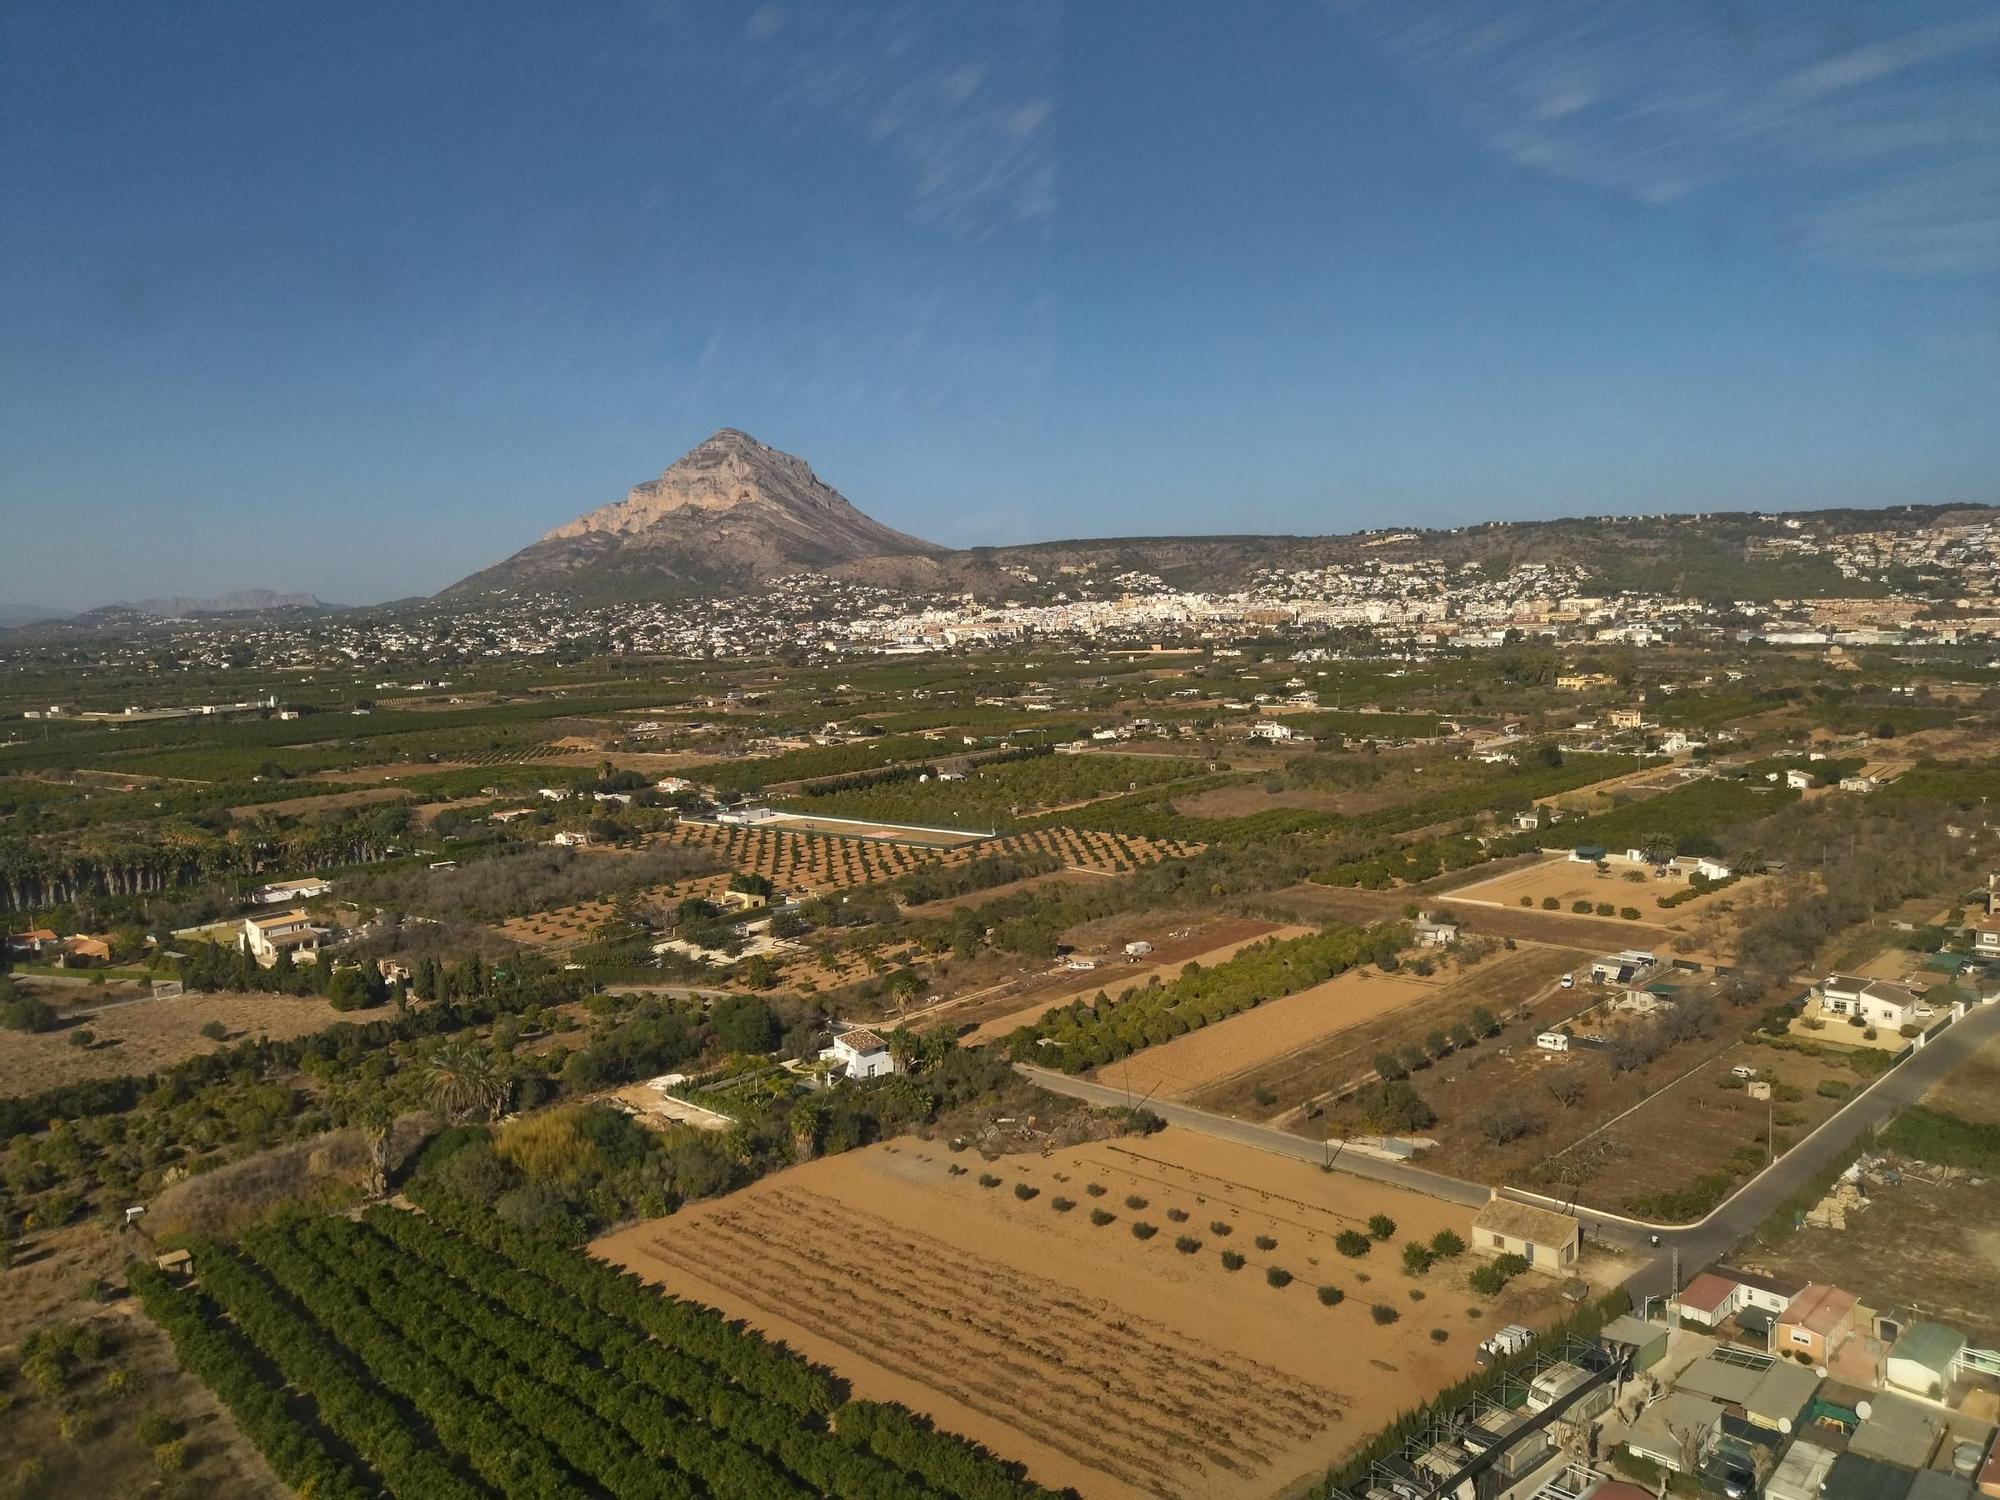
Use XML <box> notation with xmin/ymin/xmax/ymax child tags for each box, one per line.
<box><xmin>1016</xmin><ymin>1064</ymin><xmax>1493</xmax><ymax>1209</ymax></box>
<box><xmin>1020</xmin><ymin>999</ymin><xmax>2000</xmax><ymax>1304</ymax></box>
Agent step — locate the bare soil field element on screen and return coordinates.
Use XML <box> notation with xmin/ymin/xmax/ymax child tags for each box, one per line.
<box><xmin>1752</xmin><ymin>1172</ymin><xmax>2000</xmax><ymax>1347</ymax></box>
<box><xmin>493</xmin><ymin>871</ymin><xmax>734</xmax><ymax>950</ymax></box>
<box><xmin>0</xmin><ymin>989</ymin><xmax>351</xmax><ymax>1095</ymax></box>
<box><xmin>228</xmin><ymin>783</ymin><xmax>411</xmax><ymax>818</ymax></box>
<box><xmin>1468</xmin><ymin>1037</ymin><xmax>1852</xmax><ymax>1218</ymax></box>
<box><xmin>1092</xmin><ymin>965</ymin><xmax>1438</xmax><ymax>1101</ymax></box>
<box><xmin>1194</xmin><ymin>945</ymin><xmax>1583</xmax><ymax>1121</ymax></box>
<box><xmin>0</xmin><ymin>1299</ymin><xmax>287</xmax><ymax>1499</ymax></box>
<box><xmin>595</xmin><ymin>1130</ymin><xmax>1580</xmax><ymax>1500</ymax></box>
<box><xmin>1924</xmin><ymin>1031</ymin><xmax>2000</xmax><ymax>1125</ymax></box>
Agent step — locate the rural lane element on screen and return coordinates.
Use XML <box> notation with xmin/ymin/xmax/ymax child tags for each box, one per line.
<box><xmin>1015</xmin><ymin>1064</ymin><xmax>1493</xmax><ymax>1209</ymax></box>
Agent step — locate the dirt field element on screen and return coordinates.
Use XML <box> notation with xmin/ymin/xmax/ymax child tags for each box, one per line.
<box><xmin>0</xmin><ymin>1298</ymin><xmax>287</xmax><ymax>1499</ymax></box>
<box><xmin>1924</xmin><ymin>1031</ymin><xmax>2000</xmax><ymax>1124</ymax></box>
<box><xmin>1453</xmin><ymin>856</ymin><xmax>1735</xmax><ymax>926</ymax></box>
<box><xmin>1752</xmin><ymin>1172</ymin><xmax>2000</xmax><ymax>1347</ymax></box>
<box><xmin>228</xmin><ymin>783</ymin><xmax>411</xmax><ymax>818</ymax></box>
<box><xmin>1093</xmin><ymin>965</ymin><xmax>1439</xmax><ymax>1101</ymax></box>
<box><xmin>0</xmin><ymin>989</ymin><xmax>352</xmax><ymax>1095</ymax></box>
<box><xmin>1188</xmin><ymin>945</ymin><xmax>1583</xmax><ymax>1122</ymax></box>
<box><xmin>595</xmin><ymin>1130</ymin><xmax>1585</xmax><ymax>1500</ymax></box>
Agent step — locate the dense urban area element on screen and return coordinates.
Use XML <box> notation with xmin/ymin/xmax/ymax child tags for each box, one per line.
<box><xmin>3</xmin><ymin>497</ymin><xmax>2000</xmax><ymax>1500</ymax></box>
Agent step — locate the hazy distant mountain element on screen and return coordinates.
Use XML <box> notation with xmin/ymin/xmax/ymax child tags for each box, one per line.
<box><xmin>446</xmin><ymin>429</ymin><xmax>948</xmax><ymax>599</ymax></box>
<box><xmin>0</xmin><ymin>603</ymin><xmax>70</xmax><ymax>630</ymax></box>
<box><xmin>115</xmin><ymin>589</ymin><xmax>333</xmax><ymax>617</ymax></box>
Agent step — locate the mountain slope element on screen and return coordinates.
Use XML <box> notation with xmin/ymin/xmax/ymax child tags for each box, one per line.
<box><xmin>447</xmin><ymin>429</ymin><xmax>946</xmax><ymax>599</ymax></box>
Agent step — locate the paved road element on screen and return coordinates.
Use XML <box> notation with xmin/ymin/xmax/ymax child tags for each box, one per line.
<box><xmin>1016</xmin><ymin>1065</ymin><xmax>1493</xmax><ymax>1209</ymax></box>
<box><xmin>1613</xmin><ymin>999</ymin><xmax>2000</xmax><ymax>1301</ymax></box>
<box><xmin>1024</xmin><ymin>1000</ymin><xmax>2000</xmax><ymax>1303</ymax></box>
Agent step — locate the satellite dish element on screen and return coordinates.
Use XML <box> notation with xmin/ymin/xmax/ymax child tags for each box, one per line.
<box><xmin>1779</xmin><ymin>1417</ymin><xmax>1793</xmax><ymax>1435</ymax></box>
<box><xmin>1855</xmin><ymin>1399</ymin><xmax>1872</xmax><ymax>1420</ymax></box>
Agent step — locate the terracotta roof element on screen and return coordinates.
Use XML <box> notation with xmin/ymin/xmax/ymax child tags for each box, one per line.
<box><xmin>1473</xmin><ymin>1196</ymin><xmax>1579</xmax><ymax>1247</ymax></box>
<box><xmin>1678</xmin><ymin>1271</ymin><xmax>1739</xmax><ymax>1313</ymax></box>
<box><xmin>1779</xmin><ymin>1283</ymin><xmax>1857</xmax><ymax>1334</ymax></box>
<box><xmin>836</xmin><ymin>1028</ymin><xmax>887</xmax><ymax>1055</ymax></box>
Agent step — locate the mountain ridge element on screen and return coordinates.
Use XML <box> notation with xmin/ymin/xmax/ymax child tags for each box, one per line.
<box><xmin>447</xmin><ymin>429</ymin><xmax>946</xmax><ymax>599</ymax></box>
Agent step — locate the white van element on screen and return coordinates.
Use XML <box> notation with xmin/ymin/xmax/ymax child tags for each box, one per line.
<box><xmin>1560</xmin><ymin>972</ymin><xmax>1574</xmax><ymax>989</ymax></box>
<box><xmin>1536</xmin><ymin>1032</ymin><xmax>1571</xmax><ymax>1053</ymax></box>
<box><xmin>1730</xmin><ymin>1065</ymin><xmax>1759</xmax><ymax>1080</ymax></box>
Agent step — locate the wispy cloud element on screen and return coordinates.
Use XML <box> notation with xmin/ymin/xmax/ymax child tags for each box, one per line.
<box><xmin>739</xmin><ymin>4</ymin><xmax>1057</xmax><ymax>240</ymax></box>
<box><xmin>1337</xmin><ymin>0</ymin><xmax>2000</xmax><ymax>273</ymax></box>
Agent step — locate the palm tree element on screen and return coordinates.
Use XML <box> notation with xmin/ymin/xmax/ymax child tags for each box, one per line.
<box><xmin>425</xmin><ymin>1041</ymin><xmax>507</xmax><ymax>1123</ymax></box>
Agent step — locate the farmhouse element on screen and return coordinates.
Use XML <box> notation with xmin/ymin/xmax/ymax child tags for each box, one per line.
<box><xmin>6</xmin><ymin>928</ymin><xmax>60</xmax><ymax>956</ymax></box>
<box><xmin>550</xmin><ymin>831</ymin><xmax>591</xmax><ymax>848</ymax></box>
<box><xmin>1818</xmin><ymin>975</ymin><xmax>1925</xmax><ymax>1030</ymax></box>
<box><xmin>1970</xmin><ymin>913</ymin><xmax>2000</xmax><ymax>958</ymax></box>
<box><xmin>1674</xmin><ymin>1271</ymin><xmax>1743</xmax><ymax>1328</ymax></box>
<box><xmin>250</xmin><ymin>876</ymin><xmax>332</xmax><ymax>905</ymax></box>
<box><xmin>1470</xmin><ymin>1193</ymin><xmax>1580</xmax><ymax>1275</ymax></box>
<box><xmin>1248</xmin><ymin>721</ymin><xmax>1298</xmax><ymax>742</ymax></box>
<box><xmin>1411</xmin><ymin>913</ymin><xmax>1460</xmax><ymax>948</ymax></box>
<box><xmin>1608</xmin><ymin>708</ymin><xmax>1645</xmax><ymax>730</ymax></box>
<box><xmin>242</xmin><ymin>909</ymin><xmax>322</xmax><ymax>967</ymax></box>
<box><xmin>819</xmin><ymin>1028</ymin><xmax>894</xmax><ymax>1081</ymax></box>
<box><xmin>1590</xmin><ymin>949</ymin><xmax>1657</xmax><ymax>985</ymax></box>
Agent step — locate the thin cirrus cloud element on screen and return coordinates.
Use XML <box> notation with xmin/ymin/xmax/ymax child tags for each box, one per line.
<box><xmin>1336</xmin><ymin>0</ymin><xmax>2000</xmax><ymax>273</ymax></box>
<box><xmin>740</xmin><ymin>2</ymin><xmax>1057</xmax><ymax>240</ymax></box>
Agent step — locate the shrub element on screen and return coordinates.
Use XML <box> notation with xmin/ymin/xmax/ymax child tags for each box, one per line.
<box><xmin>1335</xmin><ymin>1230</ymin><xmax>1371</xmax><ymax>1257</ymax></box>
<box><xmin>1254</xmin><ymin>1234</ymin><xmax>1278</xmax><ymax>1251</ymax></box>
<box><xmin>1401</xmin><ymin>1242</ymin><xmax>1434</xmax><ymax>1275</ymax></box>
<box><xmin>1051</xmin><ymin>1196</ymin><xmax>1075</xmax><ymax>1212</ymax></box>
<box><xmin>1266</xmin><ymin>1266</ymin><xmax>1294</xmax><ymax>1288</ymax></box>
<box><xmin>1520</xmin><ymin>896</ymin><xmax>1532</xmax><ymax>907</ymax></box>
<box><xmin>198</xmin><ymin>1020</ymin><xmax>228</xmax><ymax>1041</ymax></box>
<box><xmin>1090</xmin><ymin>1208</ymin><xmax>1115</xmax><ymax>1226</ymax></box>
<box><xmin>1124</xmin><ymin>1194</ymin><xmax>1149</xmax><ymax>1210</ymax></box>
<box><xmin>1370</xmin><ymin>1304</ymin><xmax>1400</xmax><ymax>1325</ymax></box>
<box><xmin>1166</xmin><ymin>1207</ymin><xmax>1189</xmax><ymax>1223</ymax></box>
<box><xmin>153</xmin><ymin>1439</ymin><xmax>188</xmax><ymax>1474</ymax></box>
<box><xmin>1316</xmin><ymin>1284</ymin><xmax>1345</xmax><ymax>1306</ymax></box>
<box><xmin>1084</xmin><ymin>1182</ymin><xmax>1107</xmax><ymax>1197</ymax></box>
<box><xmin>1541</xmin><ymin>897</ymin><xmax>1559</xmax><ymax>910</ymax></box>
<box><xmin>1367</xmin><ymin>1214</ymin><xmax>1396</xmax><ymax>1240</ymax></box>
<box><xmin>1209</xmin><ymin>1220</ymin><xmax>1233</xmax><ymax>1236</ymax></box>
<box><xmin>136</xmin><ymin>1413</ymin><xmax>183</xmax><ymax>1448</ymax></box>
<box><xmin>1174</xmin><ymin>1235</ymin><xmax>1201</xmax><ymax>1254</ymax></box>
<box><xmin>1619</xmin><ymin>907</ymin><xmax>1640</xmax><ymax>921</ymax></box>
<box><xmin>1594</xmin><ymin>902</ymin><xmax>1614</xmax><ymax>918</ymax></box>
<box><xmin>1429</xmin><ymin>1228</ymin><xmax>1466</xmax><ymax>1258</ymax></box>
<box><xmin>1221</xmin><ymin>1249</ymin><xmax>1245</xmax><ymax>1271</ymax></box>
<box><xmin>1430</xmin><ymin>1328</ymin><xmax>1449</xmax><ymax>1343</ymax></box>
<box><xmin>1469</xmin><ymin>1264</ymin><xmax>1507</xmax><ymax>1296</ymax></box>
<box><xmin>1571</xmin><ymin>900</ymin><xmax>1592</xmax><ymax>914</ymax></box>
<box><xmin>1013</xmin><ymin>1182</ymin><xmax>1039</xmax><ymax>1201</ymax></box>
<box><xmin>1253</xmin><ymin>1085</ymin><xmax>1277</xmax><ymax>1106</ymax></box>
<box><xmin>1131</xmin><ymin>1221</ymin><xmax>1158</xmax><ymax>1240</ymax></box>
<box><xmin>1816</xmin><ymin>1079</ymin><xmax>1851</xmax><ymax>1099</ymax></box>
<box><xmin>977</xmin><ymin>1173</ymin><xmax>1002</xmax><ymax>1188</ymax></box>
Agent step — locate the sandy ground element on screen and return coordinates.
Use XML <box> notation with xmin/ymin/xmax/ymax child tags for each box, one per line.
<box><xmin>960</xmin><ymin>923</ymin><xmax>1313</xmax><ymax>1046</ymax></box>
<box><xmin>1450</xmin><ymin>856</ymin><xmax>1768</xmax><ymax>931</ymax></box>
<box><xmin>594</xmin><ymin>1129</ymin><xmax>1579</xmax><ymax>1500</ymax></box>
<box><xmin>0</xmin><ymin>989</ymin><xmax>353</xmax><ymax>1095</ymax></box>
<box><xmin>1091</xmin><ymin>966</ymin><xmax>1439</xmax><ymax>1101</ymax></box>
<box><xmin>228</xmin><ymin>783</ymin><xmax>411</xmax><ymax>818</ymax></box>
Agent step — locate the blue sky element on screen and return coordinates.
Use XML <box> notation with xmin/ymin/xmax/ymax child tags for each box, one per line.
<box><xmin>3</xmin><ymin>1</ymin><xmax>1997</xmax><ymax>609</ymax></box>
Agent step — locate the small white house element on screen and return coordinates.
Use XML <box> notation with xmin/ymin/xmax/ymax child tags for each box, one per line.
<box><xmin>1411</xmin><ymin>914</ymin><xmax>1460</xmax><ymax>948</ymax></box>
<box><xmin>1248</xmin><ymin>721</ymin><xmax>1297</xmax><ymax>742</ymax></box>
<box><xmin>249</xmin><ymin>877</ymin><xmax>332</xmax><ymax>906</ymax></box>
<box><xmin>242</xmin><ymin>909</ymin><xmax>322</xmax><ymax>967</ymax></box>
<box><xmin>1785</xmin><ymin>769</ymin><xmax>1814</xmax><ymax>790</ymax></box>
<box><xmin>551</xmin><ymin>831</ymin><xmax>591</xmax><ymax>848</ymax></box>
<box><xmin>1819</xmin><ymin>975</ymin><xmax>1923</xmax><ymax>1029</ymax></box>
<box><xmin>820</xmin><ymin>1028</ymin><xmax>894</xmax><ymax>1081</ymax></box>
